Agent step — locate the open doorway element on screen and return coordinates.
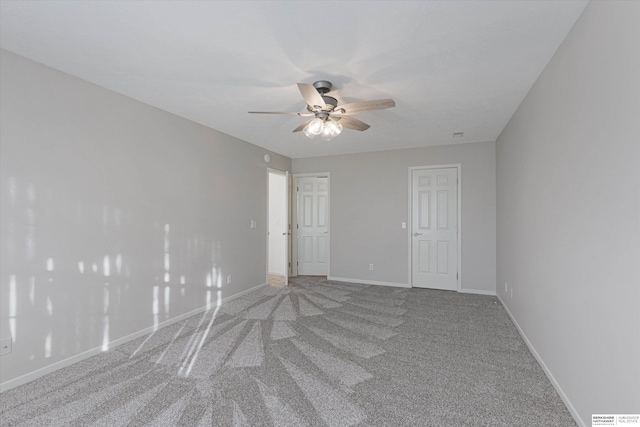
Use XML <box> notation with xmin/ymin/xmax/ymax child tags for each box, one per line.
<box><xmin>267</xmin><ymin>169</ymin><xmax>289</xmax><ymax>287</ymax></box>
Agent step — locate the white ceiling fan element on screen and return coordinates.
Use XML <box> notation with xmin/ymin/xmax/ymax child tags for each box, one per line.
<box><xmin>249</xmin><ymin>81</ymin><xmax>395</xmax><ymax>140</ymax></box>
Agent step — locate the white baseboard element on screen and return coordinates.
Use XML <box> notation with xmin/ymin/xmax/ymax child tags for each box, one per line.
<box><xmin>459</xmin><ymin>288</ymin><xmax>496</xmax><ymax>296</ymax></box>
<box><xmin>231</xmin><ymin>282</ymin><xmax>267</xmax><ymax>299</ymax></box>
<box><xmin>326</xmin><ymin>277</ymin><xmax>494</xmax><ymax>294</ymax></box>
<box><xmin>327</xmin><ymin>276</ymin><xmax>410</xmax><ymax>288</ymax></box>
<box><xmin>0</xmin><ymin>282</ymin><xmax>267</xmax><ymax>393</ymax></box>
<box><xmin>497</xmin><ymin>295</ymin><xmax>585</xmax><ymax>427</ymax></box>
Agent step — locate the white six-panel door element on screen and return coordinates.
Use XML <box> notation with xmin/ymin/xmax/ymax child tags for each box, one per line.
<box><xmin>411</xmin><ymin>168</ymin><xmax>458</xmax><ymax>290</ymax></box>
<box><xmin>297</xmin><ymin>177</ymin><xmax>328</xmax><ymax>276</ymax></box>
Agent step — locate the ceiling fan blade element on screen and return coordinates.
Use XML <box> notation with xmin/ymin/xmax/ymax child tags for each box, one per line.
<box><xmin>248</xmin><ymin>111</ymin><xmax>303</xmax><ymax>115</ymax></box>
<box><xmin>335</xmin><ymin>116</ymin><xmax>370</xmax><ymax>131</ymax></box>
<box><xmin>293</xmin><ymin>119</ymin><xmax>313</xmax><ymax>133</ymax></box>
<box><xmin>297</xmin><ymin>83</ymin><xmax>326</xmax><ymax>110</ymax></box>
<box><xmin>335</xmin><ymin>99</ymin><xmax>395</xmax><ymax>115</ymax></box>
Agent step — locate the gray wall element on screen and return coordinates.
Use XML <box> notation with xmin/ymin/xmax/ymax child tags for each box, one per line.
<box><xmin>0</xmin><ymin>50</ymin><xmax>290</xmax><ymax>386</ymax></box>
<box><xmin>496</xmin><ymin>1</ymin><xmax>640</xmax><ymax>425</ymax></box>
<box><xmin>293</xmin><ymin>141</ymin><xmax>496</xmax><ymax>293</ymax></box>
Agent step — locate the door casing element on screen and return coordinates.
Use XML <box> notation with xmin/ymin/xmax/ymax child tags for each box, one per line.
<box><xmin>408</xmin><ymin>164</ymin><xmax>461</xmax><ymax>290</ymax></box>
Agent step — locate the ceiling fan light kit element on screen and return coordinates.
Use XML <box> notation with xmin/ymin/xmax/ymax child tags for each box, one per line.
<box><xmin>249</xmin><ymin>80</ymin><xmax>395</xmax><ymax>140</ymax></box>
<box><xmin>302</xmin><ymin>117</ymin><xmax>343</xmax><ymax>141</ymax></box>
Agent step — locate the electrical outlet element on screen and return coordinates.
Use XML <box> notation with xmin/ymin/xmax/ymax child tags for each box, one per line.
<box><xmin>0</xmin><ymin>337</ymin><xmax>12</xmax><ymax>356</ymax></box>
<box><xmin>369</xmin><ymin>264</ymin><xmax>374</xmax><ymax>271</ymax></box>
<box><xmin>401</xmin><ymin>222</ymin><xmax>406</xmax><ymax>229</ymax></box>
<box><xmin>227</xmin><ymin>275</ymin><xmax>232</xmax><ymax>285</ymax></box>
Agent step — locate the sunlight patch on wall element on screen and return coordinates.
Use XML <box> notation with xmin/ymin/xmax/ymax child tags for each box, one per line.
<box><xmin>206</xmin><ymin>271</ymin><xmax>213</xmax><ymax>308</ymax></box>
<box><xmin>164</xmin><ymin>224</ymin><xmax>170</xmax><ymax>283</ymax></box>
<box><xmin>102</xmin><ymin>285</ymin><xmax>110</xmax><ymax>351</ymax></box>
<box><xmin>29</xmin><ymin>277</ymin><xmax>35</xmax><ymax>305</ymax></box>
<box><xmin>103</xmin><ymin>286</ymin><xmax>110</xmax><ymax>313</ymax></box>
<box><xmin>102</xmin><ymin>319</ymin><xmax>110</xmax><ymax>352</ymax></box>
<box><xmin>164</xmin><ymin>286</ymin><xmax>170</xmax><ymax>315</ymax></box>
<box><xmin>103</xmin><ymin>255</ymin><xmax>110</xmax><ymax>277</ymax></box>
<box><xmin>115</xmin><ymin>254</ymin><xmax>122</xmax><ymax>275</ymax></box>
<box><xmin>153</xmin><ymin>285</ymin><xmax>159</xmax><ymax>330</ymax></box>
<box><xmin>9</xmin><ymin>275</ymin><xmax>17</xmax><ymax>339</ymax></box>
<box><xmin>0</xmin><ymin>175</ymin><xmax>239</xmax><ymax>374</ymax></box>
<box><xmin>44</xmin><ymin>332</ymin><xmax>52</xmax><ymax>358</ymax></box>
<box><xmin>9</xmin><ymin>275</ymin><xmax>16</xmax><ymax>317</ymax></box>
<box><xmin>26</xmin><ymin>207</ymin><xmax>35</xmax><ymax>260</ymax></box>
<box><xmin>26</xmin><ymin>183</ymin><xmax>35</xmax><ymax>203</ymax></box>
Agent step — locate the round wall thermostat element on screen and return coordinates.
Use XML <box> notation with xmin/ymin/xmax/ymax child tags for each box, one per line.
<box><xmin>264</xmin><ymin>154</ymin><xmax>271</xmax><ymax>163</ymax></box>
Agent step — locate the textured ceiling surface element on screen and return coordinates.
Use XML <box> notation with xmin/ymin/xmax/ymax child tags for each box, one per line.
<box><xmin>0</xmin><ymin>1</ymin><xmax>588</xmax><ymax>158</ymax></box>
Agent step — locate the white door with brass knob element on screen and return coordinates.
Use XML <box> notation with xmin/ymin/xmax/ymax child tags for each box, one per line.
<box><xmin>411</xmin><ymin>167</ymin><xmax>458</xmax><ymax>290</ymax></box>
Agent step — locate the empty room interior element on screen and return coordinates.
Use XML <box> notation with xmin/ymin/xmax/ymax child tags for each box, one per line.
<box><xmin>0</xmin><ymin>1</ymin><xmax>638</xmax><ymax>426</ymax></box>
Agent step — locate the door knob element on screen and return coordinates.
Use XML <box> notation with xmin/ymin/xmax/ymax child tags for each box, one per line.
<box><xmin>413</xmin><ymin>232</ymin><xmax>422</xmax><ymax>236</ymax></box>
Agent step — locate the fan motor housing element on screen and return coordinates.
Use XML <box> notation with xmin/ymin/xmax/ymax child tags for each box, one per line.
<box><xmin>322</xmin><ymin>96</ymin><xmax>338</xmax><ymax>108</ymax></box>
<box><xmin>312</xmin><ymin>80</ymin><xmax>333</xmax><ymax>95</ymax></box>
<box><xmin>307</xmin><ymin>95</ymin><xmax>338</xmax><ymax>112</ymax></box>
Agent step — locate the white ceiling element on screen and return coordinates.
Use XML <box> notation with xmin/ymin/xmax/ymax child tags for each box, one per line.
<box><xmin>0</xmin><ymin>1</ymin><xmax>588</xmax><ymax>159</ymax></box>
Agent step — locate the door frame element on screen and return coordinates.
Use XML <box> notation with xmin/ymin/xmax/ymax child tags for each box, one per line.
<box><xmin>266</xmin><ymin>168</ymin><xmax>290</xmax><ymax>286</ymax></box>
<box><xmin>291</xmin><ymin>172</ymin><xmax>330</xmax><ymax>278</ymax></box>
<box><xmin>407</xmin><ymin>164</ymin><xmax>462</xmax><ymax>290</ymax></box>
